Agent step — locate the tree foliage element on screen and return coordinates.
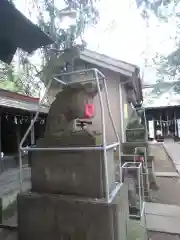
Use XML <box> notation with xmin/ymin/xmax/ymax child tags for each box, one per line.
<box><xmin>0</xmin><ymin>51</ymin><xmax>44</xmax><ymax>97</ymax></box>
<box><xmin>136</xmin><ymin>0</ymin><xmax>180</xmax><ymax>19</ymax></box>
<box><xmin>0</xmin><ymin>0</ymin><xmax>99</xmax><ymax>97</ymax></box>
<box><xmin>136</xmin><ymin>0</ymin><xmax>180</xmax><ymax>98</ymax></box>
<box><xmin>31</xmin><ymin>0</ymin><xmax>99</xmax><ymax>86</ymax></box>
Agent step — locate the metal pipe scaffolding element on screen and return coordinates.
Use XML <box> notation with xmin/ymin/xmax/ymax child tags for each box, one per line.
<box><xmin>19</xmin><ymin>68</ymin><xmax>121</xmax><ymax>202</ymax></box>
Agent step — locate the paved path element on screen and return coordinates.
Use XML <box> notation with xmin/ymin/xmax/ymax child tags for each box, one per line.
<box><xmin>0</xmin><ymin>229</ymin><xmax>17</xmax><ymax>240</ymax></box>
<box><xmin>0</xmin><ymin>167</ymin><xmax>31</xmax><ymax>210</ymax></box>
<box><xmin>155</xmin><ymin>172</ymin><xmax>179</xmax><ymax>177</ymax></box>
<box><xmin>149</xmin><ymin>143</ymin><xmax>175</xmax><ymax>172</ymax></box>
<box><xmin>145</xmin><ymin>202</ymin><xmax>180</xmax><ymax>235</ymax></box>
<box><xmin>163</xmin><ymin>142</ymin><xmax>180</xmax><ymax>174</ymax></box>
<box><xmin>0</xmin><ymin>167</ymin><xmax>30</xmax><ymax>240</ymax></box>
<box><xmin>0</xmin><ymin>167</ymin><xmax>30</xmax><ymax>194</ymax></box>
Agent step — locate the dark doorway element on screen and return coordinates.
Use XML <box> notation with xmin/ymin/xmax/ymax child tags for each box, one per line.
<box><xmin>1</xmin><ymin>114</ymin><xmax>17</xmax><ymax>155</ymax></box>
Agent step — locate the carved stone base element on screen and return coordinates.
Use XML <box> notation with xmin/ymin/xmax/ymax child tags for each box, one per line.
<box><xmin>31</xmin><ymin>133</ymin><xmax>116</xmax><ymax>198</ymax></box>
<box><xmin>18</xmin><ymin>184</ymin><xmax>128</xmax><ymax>240</ymax></box>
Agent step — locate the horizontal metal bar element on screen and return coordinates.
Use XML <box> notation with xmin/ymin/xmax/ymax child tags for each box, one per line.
<box><xmin>53</xmin><ymin>77</ymin><xmax>105</xmax><ymax>86</ymax></box>
<box><xmin>53</xmin><ymin>68</ymin><xmax>106</xmax><ymax>79</ymax></box>
<box><xmin>122</xmin><ymin>162</ymin><xmax>142</xmax><ymax>168</ymax></box>
<box><xmin>129</xmin><ymin>214</ymin><xmax>141</xmax><ymax>218</ymax></box>
<box><xmin>21</xmin><ymin>146</ymin><xmax>103</xmax><ymax>151</ymax></box>
<box><xmin>122</xmin><ymin>161</ymin><xmax>142</xmax><ymax>165</ymax></box>
<box><xmin>106</xmin><ymin>142</ymin><xmax>119</xmax><ymax>149</ymax></box>
<box><xmin>53</xmin><ymin>77</ymin><xmax>68</xmax><ymax>85</ymax></box>
<box><xmin>67</xmin><ymin>78</ymin><xmax>104</xmax><ymax>85</ymax></box>
<box><xmin>122</xmin><ymin>166</ymin><xmax>142</xmax><ymax>169</ymax></box>
<box><xmin>20</xmin><ymin>142</ymin><xmax>120</xmax><ymax>152</ymax></box>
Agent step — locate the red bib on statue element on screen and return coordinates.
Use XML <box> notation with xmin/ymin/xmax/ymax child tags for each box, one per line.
<box><xmin>84</xmin><ymin>104</ymin><xmax>94</xmax><ymax>118</ymax></box>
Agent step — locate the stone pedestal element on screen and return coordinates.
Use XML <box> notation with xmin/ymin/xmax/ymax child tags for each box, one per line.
<box><xmin>17</xmin><ymin>82</ymin><xmax>129</xmax><ymax>240</ymax></box>
<box><xmin>31</xmin><ymin>136</ymin><xmax>116</xmax><ymax>198</ymax></box>
<box><xmin>18</xmin><ymin>184</ymin><xmax>128</xmax><ymax>240</ymax></box>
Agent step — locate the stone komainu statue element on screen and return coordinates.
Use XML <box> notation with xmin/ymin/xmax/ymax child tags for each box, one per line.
<box><xmin>43</xmin><ymin>82</ymin><xmax>102</xmax><ymax>146</ymax></box>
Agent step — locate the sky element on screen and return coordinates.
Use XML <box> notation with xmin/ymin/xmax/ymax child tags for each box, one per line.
<box><xmin>14</xmin><ymin>0</ymin><xmax>177</xmax><ymax>84</ymax></box>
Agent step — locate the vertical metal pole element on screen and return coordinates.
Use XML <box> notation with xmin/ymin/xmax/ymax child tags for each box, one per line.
<box><xmin>94</xmin><ymin>70</ymin><xmax>109</xmax><ymax>201</ymax></box>
<box><xmin>119</xmin><ymin>83</ymin><xmax>124</xmax><ymax>182</ymax></box>
<box><xmin>119</xmin><ymin>83</ymin><xmax>125</xmax><ymax>143</ymax></box>
<box><xmin>143</xmin><ymin>108</ymin><xmax>148</xmax><ymax>141</ymax></box>
<box><xmin>140</xmin><ymin>165</ymin><xmax>144</xmax><ymax>211</ymax></box>
<box><xmin>103</xmin><ymin>78</ymin><xmax>121</xmax><ymax>182</ymax></box>
<box><xmin>138</xmin><ymin>166</ymin><xmax>142</xmax><ymax>217</ymax></box>
<box><xmin>0</xmin><ymin>198</ymin><xmax>2</xmax><ymax>224</ymax></box>
<box><xmin>19</xmin><ymin>77</ymin><xmax>54</xmax><ymax>192</ymax></box>
<box><xmin>144</xmin><ymin>147</ymin><xmax>149</xmax><ymax>193</ymax></box>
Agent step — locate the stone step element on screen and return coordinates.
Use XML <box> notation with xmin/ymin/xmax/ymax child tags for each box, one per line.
<box><xmin>0</xmin><ymin>168</ymin><xmax>31</xmax><ymax>197</ymax></box>
<box><xmin>145</xmin><ymin>202</ymin><xmax>180</xmax><ymax>235</ymax></box>
<box><xmin>122</xmin><ymin>142</ymin><xmax>148</xmax><ymax>154</ymax></box>
<box><xmin>121</xmin><ymin>155</ymin><xmax>154</xmax><ymax>163</ymax></box>
<box><xmin>146</xmin><ymin>215</ymin><xmax>180</xmax><ymax>235</ymax></box>
<box><xmin>3</xmin><ymin>231</ymin><xmax>17</xmax><ymax>240</ymax></box>
<box><xmin>155</xmin><ymin>172</ymin><xmax>179</xmax><ymax>178</ymax></box>
<box><xmin>163</xmin><ymin>143</ymin><xmax>180</xmax><ymax>174</ymax></box>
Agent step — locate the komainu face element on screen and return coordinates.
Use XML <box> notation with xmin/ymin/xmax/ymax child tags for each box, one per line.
<box><xmin>58</xmin><ymin>82</ymin><xmax>99</xmax><ymax>120</ymax></box>
<box><xmin>45</xmin><ymin>82</ymin><xmax>102</xmax><ymax>136</ymax></box>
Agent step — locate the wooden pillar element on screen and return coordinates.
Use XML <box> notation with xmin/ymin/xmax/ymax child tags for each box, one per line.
<box><xmin>0</xmin><ymin>115</ymin><xmax>4</xmax><ymax>222</ymax></box>
<box><xmin>0</xmin><ymin>115</ymin><xmax>2</xmax><ymax>173</ymax></box>
<box><xmin>0</xmin><ymin>116</ymin><xmax>2</xmax><ymax>222</ymax></box>
<box><xmin>16</xmin><ymin>122</ymin><xmax>20</xmax><ymax>167</ymax></box>
<box><xmin>30</xmin><ymin>114</ymin><xmax>35</xmax><ymax>145</ymax></box>
<box><xmin>0</xmin><ymin>198</ymin><xmax>2</xmax><ymax>224</ymax></box>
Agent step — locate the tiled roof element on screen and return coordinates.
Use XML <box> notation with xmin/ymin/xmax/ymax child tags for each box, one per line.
<box><xmin>0</xmin><ymin>95</ymin><xmax>48</xmax><ymax>113</ymax></box>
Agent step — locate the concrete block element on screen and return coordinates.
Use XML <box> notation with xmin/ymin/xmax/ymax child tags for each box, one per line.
<box><xmin>31</xmin><ymin>138</ymin><xmax>116</xmax><ymax>198</ymax></box>
<box><xmin>146</xmin><ymin>214</ymin><xmax>180</xmax><ymax>234</ymax></box>
<box><xmin>17</xmin><ymin>184</ymin><xmax>128</xmax><ymax>240</ymax></box>
<box><xmin>122</xmin><ymin>142</ymin><xmax>148</xmax><ymax>155</ymax></box>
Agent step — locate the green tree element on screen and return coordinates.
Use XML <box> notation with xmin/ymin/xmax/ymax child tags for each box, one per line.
<box><xmin>28</xmin><ymin>0</ymin><xmax>99</xmax><ymax>89</ymax></box>
<box><xmin>137</xmin><ymin>0</ymin><xmax>180</xmax><ymax>97</ymax></box>
<box><xmin>136</xmin><ymin>0</ymin><xmax>180</xmax><ymax>19</ymax></box>
<box><xmin>0</xmin><ymin>0</ymin><xmax>99</xmax><ymax>98</ymax></box>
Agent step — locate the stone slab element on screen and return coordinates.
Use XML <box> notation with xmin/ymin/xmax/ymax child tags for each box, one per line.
<box><xmin>145</xmin><ymin>202</ymin><xmax>180</xmax><ymax>218</ymax></box>
<box><xmin>155</xmin><ymin>172</ymin><xmax>179</xmax><ymax>178</ymax></box>
<box><xmin>122</xmin><ymin>142</ymin><xmax>148</xmax><ymax>155</ymax></box>
<box><xmin>0</xmin><ymin>167</ymin><xmax>31</xmax><ymax>210</ymax></box>
<box><xmin>163</xmin><ymin>143</ymin><xmax>180</xmax><ymax>173</ymax></box>
<box><xmin>17</xmin><ymin>184</ymin><xmax>128</xmax><ymax>240</ymax></box>
<box><xmin>31</xmin><ymin>143</ymin><xmax>116</xmax><ymax>198</ymax></box>
<box><xmin>146</xmin><ymin>214</ymin><xmax>180</xmax><ymax>234</ymax></box>
<box><xmin>148</xmin><ymin>231</ymin><xmax>180</xmax><ymax>240</ymax></box>
<box><xmin>145</xmin><ymin>202</ymin><xmax>180</xmax><ymax>234</ymax></box>
<box><xmin>4</xmin><ymin>231</ymin><xmax>17</xmax><ymax>240</ymax></box>
<box><xmin>3</xmin><ymin>213</ymin><xmax>17</xmax><ymax>226</ymax></box>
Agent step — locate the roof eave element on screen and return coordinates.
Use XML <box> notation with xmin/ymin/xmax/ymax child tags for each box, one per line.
<box><xmin>80</xmin><ymin>54</ymin><xmax>133</xmax><ymax>77</ymax></box>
